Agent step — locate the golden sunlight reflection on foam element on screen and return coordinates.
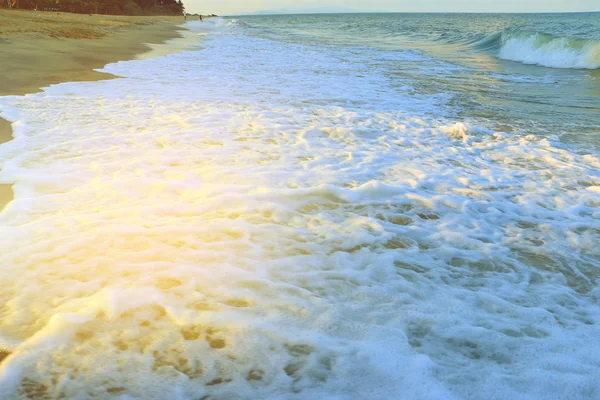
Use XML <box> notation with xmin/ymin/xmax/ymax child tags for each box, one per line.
<box><xmin>0</xmin><ymin>21</ymin><xmax>599</xmax><ymax>398</ymax></box>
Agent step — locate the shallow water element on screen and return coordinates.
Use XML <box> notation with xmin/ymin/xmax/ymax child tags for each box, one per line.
<box><xmin>238</xmin><ymin>13</ymin><xmax>600</xmax><ymax>149</ymax></box>
<box><xmin>0</xmin><ymin>15</ymin><xmax>599</xmax><ymax>400</ymax></box>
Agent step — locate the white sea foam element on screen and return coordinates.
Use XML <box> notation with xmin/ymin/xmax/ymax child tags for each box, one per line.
<box><xmin>0</xmin><ymin>19</ymin><xmax>599</xmax><ymax>400</ymax></box>
<box><xmin>498</xmin><ymin>33</ymin><xmax>600</xmax><ymax>69</ymax></box>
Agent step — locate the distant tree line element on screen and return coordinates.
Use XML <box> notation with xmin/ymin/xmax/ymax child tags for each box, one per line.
<box><xmin>2</xmin><ymin>0</ymin><xmax>185</xmax><ymax>16</ymax></box>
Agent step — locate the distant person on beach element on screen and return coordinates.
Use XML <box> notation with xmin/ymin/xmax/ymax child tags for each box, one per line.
<box><xmin>199</xmin><ymin>15</ymin><xmax>203</xmax><ymax>22</ymax></box>
<box><xmin>184</xmin><ymin>13</ymin><xmax>187</xmax><ymax>21</ymax></box>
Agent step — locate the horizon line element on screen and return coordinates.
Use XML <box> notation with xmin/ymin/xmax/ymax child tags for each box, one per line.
<box><xmin>226</xmin><ymin>10</ymin><xmax>599</xmax><ymax>16</ymax></box>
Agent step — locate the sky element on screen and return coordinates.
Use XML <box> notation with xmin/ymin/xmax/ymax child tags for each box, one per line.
<box><xmin>185</xmin><ymin>0</ymin><xmax>599</xmax><ymax>15</ymax></box>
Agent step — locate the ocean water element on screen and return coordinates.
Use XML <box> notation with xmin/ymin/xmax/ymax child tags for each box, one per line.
<box><xmin>0</xmin><ymin>13</ymin><xmax>599</xmax><ymax>400</ymax></box>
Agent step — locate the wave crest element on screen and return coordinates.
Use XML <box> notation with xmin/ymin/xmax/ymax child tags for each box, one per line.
<box><xmin>489</xmin><ymin>30</ymin><xmax>600</xmax><ymax>70</ymax></box>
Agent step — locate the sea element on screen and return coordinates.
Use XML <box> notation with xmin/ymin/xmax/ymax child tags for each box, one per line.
<box><xmin>0</xmin><ymin>13</ymin><xmax>599</xmax><ymax>400</ymax></box>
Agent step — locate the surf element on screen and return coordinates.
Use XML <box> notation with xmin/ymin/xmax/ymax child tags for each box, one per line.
<box><xmin>474</xmin><ymin>29</ymin><xmax>600</xmax><ymax>69</ymax></box>
<box><xmin>0</xmin><ymin>14</ymin><xmax>599</xmax><ymax>400</ymax></box>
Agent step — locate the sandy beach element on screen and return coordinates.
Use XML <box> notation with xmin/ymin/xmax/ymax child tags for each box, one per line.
<box><xmin>0</xmin><ymin>9</ymin><xmax>187</xmax><ymax>210</ymax></box>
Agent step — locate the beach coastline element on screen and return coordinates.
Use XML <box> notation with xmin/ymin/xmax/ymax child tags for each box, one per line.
<box><xmin>0</xmin><ymin>10</ymin><xmax>189</xmax><ymax>97</ymax></box>
<box><xmin>0</xmin><ymin>9</ymin><xmax>191</xmax><ymax>211</ymax></box>
<box><xmin>0</xmin><ymin>12</ymin><xmax>599</xmax><ymax>399</ymax></box>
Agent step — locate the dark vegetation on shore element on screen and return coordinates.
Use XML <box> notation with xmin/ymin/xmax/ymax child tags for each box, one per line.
<box><xmin>1</xmin><ymin>0</ymin><xmax>184</xmax><ymax>16</ymax></box>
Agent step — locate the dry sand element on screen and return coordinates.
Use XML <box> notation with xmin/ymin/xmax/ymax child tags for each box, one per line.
<box><xmin>0</xmin><ymin>9</ymin><xmax>188</xmax><ymax>210</ymax></box>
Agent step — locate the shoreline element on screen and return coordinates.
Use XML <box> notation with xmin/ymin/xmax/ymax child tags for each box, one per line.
<box><xmin>0</xmin><ymin>11</ymin><xmax>188</xmax><ymax>98</ymax></box>
<box><xmin>0</xmin><ymin>10</ymin><xmax>192</xmax><ymax>211</ymax></box>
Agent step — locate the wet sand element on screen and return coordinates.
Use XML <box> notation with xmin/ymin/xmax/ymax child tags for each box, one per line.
<box><xmin>0</xmin><ymin>9</ymin><xmax>188</xmax><ymax>211</ymax></box>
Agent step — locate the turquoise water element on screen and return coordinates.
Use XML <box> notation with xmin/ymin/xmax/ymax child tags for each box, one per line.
<box><xmin>237</xmin><ymin>13</ymin><xmax>600</xmax><ymax>149</ymax></box>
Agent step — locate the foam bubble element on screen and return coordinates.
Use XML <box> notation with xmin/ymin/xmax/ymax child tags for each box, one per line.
<box><xmin>0</xmin><ymin>19</ymin><xmax>599</xmax><ymax>400</ymax></box>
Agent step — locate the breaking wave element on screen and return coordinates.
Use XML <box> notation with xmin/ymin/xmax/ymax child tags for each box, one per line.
<box><xmin>476</xmin><ymin>29</ymin><xmax>600</xmax><ymax>69</ymax></box>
